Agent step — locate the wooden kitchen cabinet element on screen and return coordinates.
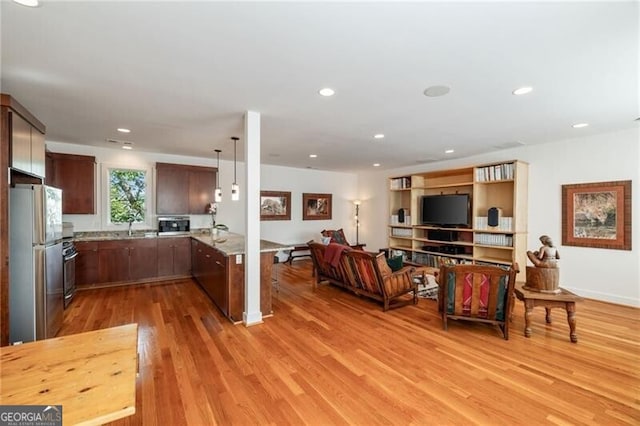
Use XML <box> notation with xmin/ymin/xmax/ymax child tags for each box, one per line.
<box><xmin>157</xmin><ymin>237</ymin><xmax>191</xmax><ymax>277</ymax></box>
<box><xmin>11</xmin><ymin>112</ymin><xmax>32</xmax><ymax>175</ymax></box>
<box><xmin>156</xmin><ymin>164</ymin><xmax>189</xmax><ymax>214</ymax></box>
<box><xmin>156</xmin><ymin>163</ymin><xmax>216</xmax><ymax>214</ymax></box>
<box><xmin>188</xmin><ymin>168</ymin><xmax>215</xmax><ymax>214</ymax></box>
<box><xmin>209</xmin><ymin>247</ymin><xmax>228</xmax><ymax>317</ymax></box>
<box><xmin>9</xmin><ymin>109</ymin><xmax>46</xmax><ymax>178</ymax></box>
<box><xmin>75</xmin><ymin>241</ymin><xmax>99</xmax><ymax>286</ymax></box>
<box><xmin>96</xmin><ymin>239</ymin><xmax>157</xmax><ymax>284</ymax></box>
<box><xmin>97</xmin><ymin>240</ymin><xmax>130</xmax><ymax>284</ymax></box>
<box><xmin>46</xmin><ymin>153</ymin><xmax>95</xmax><ymax>214</ymax></box>
<box><xmin>128</xmin><ymin>239</ymin><xmax>158</xmax><ymax>281</ymax></box>
<box><xmin>191</xmin><ymin>240</ymin><xmax>228</xmax><ymax>316</ymax></box>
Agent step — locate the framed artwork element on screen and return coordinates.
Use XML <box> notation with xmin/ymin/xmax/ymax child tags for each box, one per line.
<box><xmin>562</xmin><ymin>180</ymin><xmax>631</xmax><ymax>250</ymax></box>
<box><xmin>303</xmin><ymin>193</ymin><xmax>332</xmax><ymax>220</ymax></box>
<box><xmin>260</xmin><ymin>191</ymin><xmax>291</xmax><ymax>221</ymax></box>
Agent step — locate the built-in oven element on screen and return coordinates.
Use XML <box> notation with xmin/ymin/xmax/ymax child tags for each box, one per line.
<box><xmin>158</xmin><ymin>216</ymin><xmax>190</xmax><ymax>235</ymax></box>
<box><xmin>62</xmin><ymin>240</ymin><xmax>77</xmax><ymax>309</ymax></box>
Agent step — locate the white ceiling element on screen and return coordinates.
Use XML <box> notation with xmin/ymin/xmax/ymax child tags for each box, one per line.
<box><xmin>1</xmin><ymin>1</ymin><xmax>638</xmax><ymax>172</ymax></box>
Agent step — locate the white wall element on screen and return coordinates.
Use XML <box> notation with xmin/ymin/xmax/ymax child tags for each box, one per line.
<box><xmin>47</xmin><ymin>141</ymin><xmax>359</xmax><ymax>248</ymax></box>
<box><xmin>357</xmin><ymin>128</ymin><xmax>640</xmax><ymax>307</ymax></box>
<box><xmin>260</xmin><ymin>164</ymin><xmax>359</xmax><ymax>247</ymax></box>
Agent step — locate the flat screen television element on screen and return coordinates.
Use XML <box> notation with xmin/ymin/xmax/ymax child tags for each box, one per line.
<box><xmin>421</xmin><ymin>194</ymin><xmax>471</xmax><ymax>227</ymax></box>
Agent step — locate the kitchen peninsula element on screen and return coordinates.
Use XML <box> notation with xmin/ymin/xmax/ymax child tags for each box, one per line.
<box><xmin>73</xmin><ymin>230</ymin><xmax>291</xmax><ymax>323</ymax></box>
<box><xmin>190</xmin><ymin>233</ymin><xmax>292</xmax><ymax>323</ymax></box>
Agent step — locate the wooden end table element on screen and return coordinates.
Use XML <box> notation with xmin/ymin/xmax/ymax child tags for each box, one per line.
<box><xmin>514</xmin><ymin>282</ymin><xmax>583</xmax><ymax>343</ymax></box>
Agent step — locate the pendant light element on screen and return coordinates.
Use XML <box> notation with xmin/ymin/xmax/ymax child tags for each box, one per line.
<box><xmin>231</xmin><ymin>137</ymin><xmax>240</xmax><ymax>201</ymax></box>
<box><xmin>214</xmin><ymin>149</ymin><xmax>222</xmax><ymax>202</ymax></box>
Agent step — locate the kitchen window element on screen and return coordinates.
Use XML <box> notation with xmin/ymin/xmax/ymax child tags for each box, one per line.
<box><xmin>102</xmin><ymin>165</ymin><xmax>153</xmax><ymax>230</ymax></box>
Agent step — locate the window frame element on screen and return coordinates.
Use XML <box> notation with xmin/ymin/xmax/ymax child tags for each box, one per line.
<box><xmin>101</xmin><ymin>164</ymin><xmax>154</xmax><ymax>230</ymax></box>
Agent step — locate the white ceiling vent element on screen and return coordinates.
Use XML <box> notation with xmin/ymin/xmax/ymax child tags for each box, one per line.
<box><xmin>492</xmin><ymin>141</ymin><xmax>526</xmax><ymax>150</ymax></box>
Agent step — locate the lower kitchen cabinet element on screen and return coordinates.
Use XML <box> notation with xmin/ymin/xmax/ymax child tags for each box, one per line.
<box><xmin>191</xmin><ymin>239</ymin><xmax>273</xmax><ymax>323</ymax></box>
<box><xmin>157</xmin><ymin>237</ymin><xmax>191</xmax><ymax>277</ymax></box>
<box><xmin>97</xmin><ymin>240</ymin><xmax>131</xmax><ymax>284</ymax></box>
<box><xmin>192</xmin><ymin>240</ymin><xmax>228</xmax><ymax>316</ymax></box>
<box><xmin>75</xmin><ymin>241</ymin><xmax>98</xmax><ymax>286</ymax></box>
<box><xmin>128</xmin><ymin>239</ymin><xmax>158</xmax><ymax>281</ymax></box>
<box><xmin>76</xmin><ymin>239</ymin><xmax>159</xmax><ymax>286</ymax></box>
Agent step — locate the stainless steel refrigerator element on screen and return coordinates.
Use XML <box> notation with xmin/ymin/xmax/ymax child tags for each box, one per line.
<box><xmin>9</xmin><ymin>184</ymin><xmax>64</xmax><ymax>344</ymax></box>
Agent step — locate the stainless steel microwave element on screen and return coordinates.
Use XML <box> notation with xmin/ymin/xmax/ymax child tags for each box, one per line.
<box><xmin>158</xmin><ymin>216</ymin><xmax>190</xmax><ymax>235</ymax></box>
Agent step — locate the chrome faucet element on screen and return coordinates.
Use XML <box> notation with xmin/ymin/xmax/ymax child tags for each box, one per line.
<box><xmin>128</xmin><ymin>221</ymin><xmax>133</xmax><ymax>237</ymax></box>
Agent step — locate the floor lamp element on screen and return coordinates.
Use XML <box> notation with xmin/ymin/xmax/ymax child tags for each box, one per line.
<box><xmin>354</xmin><ymin>200</ymin><xmax>361</xmax><ymax>246</ymax></box>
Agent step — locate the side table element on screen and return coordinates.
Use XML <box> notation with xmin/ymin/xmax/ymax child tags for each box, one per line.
<box><xmin>514</xmin><ymin>282</ymin><xmax>583</xmax><ymax>343</ymax></box>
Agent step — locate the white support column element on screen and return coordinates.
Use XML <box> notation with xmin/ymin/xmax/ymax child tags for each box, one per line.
<box><xmin>243</xmin><ymin>110</ymin><xmax>262</xmax><ymax>326</ymax></box>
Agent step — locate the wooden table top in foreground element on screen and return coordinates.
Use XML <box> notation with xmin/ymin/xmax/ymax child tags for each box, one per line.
<box><xmin>0</xmin><ymin>323</ymin><xmax>138</xmax><ymax>426</ymax></box>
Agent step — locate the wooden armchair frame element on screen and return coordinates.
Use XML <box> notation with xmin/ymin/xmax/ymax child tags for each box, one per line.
<box><xmin>439</xmin><ymin>263</ymin><xmax>518</xmax><ymax>339</ymax></box>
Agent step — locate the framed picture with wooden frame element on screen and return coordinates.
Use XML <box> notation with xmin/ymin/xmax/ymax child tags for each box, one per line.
<box><xmin>562</xmin><ymin>180</ymin><xmax>631</xmax><ymax>250</ymax></box>
<box><xmin>302</xmin><ymin>193</ymin><xmax>332</xmax><ymax>221</ymax></box>
<box><xmin>260</xmin><ymin>190</ymin><xmax>291</xmax><ymax>221</ymax></box>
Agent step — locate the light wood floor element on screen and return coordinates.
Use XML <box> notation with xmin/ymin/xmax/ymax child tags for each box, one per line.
<box><xmin>60</xmin><ymin>260</ymin><xmax>640</xmax><ymax>425</ymax></box>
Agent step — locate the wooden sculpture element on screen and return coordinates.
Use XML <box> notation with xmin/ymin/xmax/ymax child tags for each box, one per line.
<box><xmin>525</xmin><ymin>235</ymin><xmax>561</xmax><ymax>294</ymax></box>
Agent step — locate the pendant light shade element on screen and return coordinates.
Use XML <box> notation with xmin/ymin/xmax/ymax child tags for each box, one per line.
<box><xmin>214</xmin><ymin>149</ymin><xmax>222</xmax><ymax>203</ymax></box>
<box><xmin>231</xmin><ymin>137</ymin><xmax>240</xmax><ymax>201</ymax></box>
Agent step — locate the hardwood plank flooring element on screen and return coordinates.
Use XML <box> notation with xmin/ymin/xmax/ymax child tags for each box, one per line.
<box><xmin>60</xmin><ymin>260</ymin><xmax>640</xmax><ymax>425</ymax></box>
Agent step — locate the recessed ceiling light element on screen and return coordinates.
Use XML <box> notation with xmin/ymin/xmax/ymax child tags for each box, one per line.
<box><xmin>309</xmin><ymin>154</ymin><xmax>317</xmax><ymax>158</ymax></box>
<box><xmin>512</xmin><ymin>87</ymin><xmax>533</xmax><ymax>95</ymax></box>
<box><xmin>423</xmin><ymin>85</ymin><xmax>451</xmax><ymax>97</ymax></box>
<box><xmin>373</xmin><ymin>163</ymin><xmax>381</xmax><ymax>167</ymax></box>
<box><xmin>122</xmin><ymin>142</ymin><xmax>133</xmax><ymax>150</ymax></box>
<box><xmin>12</xmin><ymin>0</ymin><xmax>39</xmax><ymax>7</ymax></box>
<box><xmin>373</xmin><ymin>134</ymin><xmax>385</xmax><ymax>139</ymax></box>
<box><xmin>318</xmin><ymin>88</ymin><xmax>335</xmax><ymax>97</ymax></box>
<box><xmin>572</xmin><ymin>123</ymin><xmax>589</xmax><ymax>128</ymax></box>
<box><xmin>117</xmin><ymin>128</ymin><xmax>131</xmax><ymax>133</ymax></box>
<box><xmin>445</xmin><ymin>149</ymin><xmax>455</xmax><ymax>154</ymax></box>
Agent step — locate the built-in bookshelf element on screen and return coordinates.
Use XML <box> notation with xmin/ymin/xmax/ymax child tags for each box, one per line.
<box><xmin>388</xmin><ymin>160</ymin><xmax>528</xmax><ymax>270</ymax></box>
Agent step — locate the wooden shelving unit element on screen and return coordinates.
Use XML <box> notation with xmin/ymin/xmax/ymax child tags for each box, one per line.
<box><xmin>388</xmin><ymin>160</ymin><xmax>528</xmax><ymax>270</ymax></box>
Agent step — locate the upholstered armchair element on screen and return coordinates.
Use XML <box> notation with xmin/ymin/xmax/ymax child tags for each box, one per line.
<box><xmin>439</xmin><ymin>263</ymin><xmax>518</xmax><ymax>339</ymax></box>
<box><xmin>321</xmin><ymin>229</ymin><xmax>366</xmax><ymax>250</ymax></box>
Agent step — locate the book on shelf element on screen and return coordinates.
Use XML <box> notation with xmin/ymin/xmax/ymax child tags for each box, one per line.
<box><xmin>390</xmin><ymin>215</ymin><xmax>411</xmax><ymax>225</ymax></box>
<box><xmin>411</xmin><ymin>252</ymin><xmax>472</xmax><ymax>268</ymax></box>
<box><xmin>474</xmin><ymin>233</ymin><xmax>513</xmax><ymax>247</ymax></box>
<box><xmin>475</xmin><ymin>163</ymin><xmax>515</xmax><ymax>182</ymax></box>
<box><xmin>391</xmin><ymin>228</ymin><xmax>412</xmax><ymax>237</ymax></box>
<box><xmin>475</xmin><ymin>216</ymin><xmax>513</xmax><ymax>231</ymax></box>
<box><xmin>390</xmin><ymin>177</ymin><xmax>411</xmax><ymax>189</ymax></box>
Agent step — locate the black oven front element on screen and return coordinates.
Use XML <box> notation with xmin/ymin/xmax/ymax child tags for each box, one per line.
<box><xmin>62</xmin><ymin>240</ymin><xmax>77</xmax><ymax>309</ymax></box>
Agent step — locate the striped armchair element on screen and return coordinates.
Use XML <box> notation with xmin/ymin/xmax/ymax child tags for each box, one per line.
<box><xmin>439</xmin><ymin>263</ymin><xmax>518</xmax><ymax>339</ymax></box>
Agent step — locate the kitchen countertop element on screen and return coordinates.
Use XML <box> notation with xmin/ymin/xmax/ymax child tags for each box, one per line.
<box><xmin>191</xmin><ymin>232</ymin><xmax>293</xmax><ymax>255</ymax></box>
<box><xmin>73</xmin><ymin>230</ymin><xmax>205</xmax><ymax>241</ymax></box>
<box><xmin>73</xmin><ymin>230</ymin><xmax>293</xmax><ymax>256</ymax></box>
<box><xmin>0</xmin><ymin>324</ymin><xmax>138</xmax><ymax>426</ymax></box>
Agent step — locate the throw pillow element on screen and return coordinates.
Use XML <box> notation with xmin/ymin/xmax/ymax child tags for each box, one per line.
<box><xmin>322</xmin><ymin>229</ymin><xmax>348</xmax><ymax>246</ymax></box>
<box><xmin>386</xmin><ymin>255</ymin><xmax>404</xmax><ymax>272</ymax></box>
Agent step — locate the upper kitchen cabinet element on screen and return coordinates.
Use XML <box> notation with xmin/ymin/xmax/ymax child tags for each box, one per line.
<box><xmin>46</xmin><ymin>153</ymin><xmax>96</xmax><ymax>214</ymax></box>
<box><xmin>156</xmin><ymin>162</ymin><xmax>216</xmax><ymax>214</ymax></box>
<box><xmin>1</xmin><ymin>94</ymin><xmax>46</xmax><ymax>179</ymax></box>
